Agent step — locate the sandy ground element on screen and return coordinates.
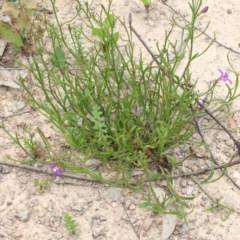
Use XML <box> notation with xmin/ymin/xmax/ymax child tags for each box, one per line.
<box><xmin>1</xmin><ymin>0</ymin><xmax>240</xmax><ymax>239</ymax></box>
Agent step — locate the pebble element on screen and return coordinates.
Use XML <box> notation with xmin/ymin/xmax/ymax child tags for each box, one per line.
<box><xmin>225</xmin><ymin>140</ymin><xmax>234</xmax><ymax>148</ymax></box>
<box><xmin>227</xmin><ymin>9</ymin><xmax>232</xmax><ymax>14</ymax></box>
<box><xmin>91</xmin><ymin>222</ymin><xmax>105</xmax><ymax>239</ymax></box>
<box><xmin>15</xmin><ymin>208</ymin><xmax>30</xmax><ymax>222</ymax></box>
<box><xmin>187</xmin><ymin>179</ymin><xmax>194</xmax><ymax>186</ymax></box>
<box><xmin>42</xmin><ymin>202</ymin><xmax>49</xmax><ymax>209</ymax></box>
<box><xmin>111</xmin><ymin>201</ymin><xmax>118</xmax><ymax>208</ymax></box>
<box><xmin>223</xmin><ymin>150</ymin><xmax>232</xmax><ymax>157</ymax></box>
<box><xmin>129</xmin><ymin>203</ymin><xmax>136</xmax><ymax>210</ymax></box>
<box><xmin>108</xmin><ymin>187</ymin><xmax>122</xmax><ymax>202</ymax></box>
<box><xmin>124</xmin><ymin>199</ymin><xmax>132</xmax><ymax>209</ymax></box>
<box><xmin>99</xmin><ymin>216</ymin><xmax>107</xmax><ymax>222</ymax></box>
<box><xmin>49</xmin><ymin>216</ymin><xmax>61</xmax><ymax>227</ymax></box>
<box><xmin>180</xmin><ymin>179</ymin><xmax>187</xmax><ymax>188</ymax></box>
<box><xmin>190</xmin><ymin>164</ymin><xmax>199</xmax><ymax>172</ymax></box>
<box><xmin>15</xmin><ymin>101</ymin><xmax>26</xmax><ymax>111</ymax></box>
<box><xmin>8</xmin><ymin>101</ymin><xmax>26</xmax><ymax>113</ymax></box>
<box><xmin>51</xmin><ymin>227</ymin><xmax>58</xmax><ymax>232</ymax></box>
<box><xmin>71</xmin><ymin>203</ymin><xmax>84</xmax><ymax>214</ymax></box>
<box><xmin>147</xmin><ymin>20</ymin><xmax>155</xmax><ymax>27</ymax></box>
<box><xmin>130</xmin><ymin>2</ymin><xmax>141</xmax><ymax>13</ymax></box>
<box><xmin>7</xmin><ymin>209</ymin><xmax>15</xmax><ymax>221</ymax></box>
<box><xmin>152</xmin><ymin>187</ymin><xmax>165</xmax><ymax>202</ymax></box>
<box><xmin>38</xmin><ymin>207</ymin><xmax>47</xmax><ymax>218</ymax></box>
<box><xmin>18</xmin><ymin>175</ymin><xmax>30</xmax><ymax>184</ymax></box>
<box><xmin>85</xmin><ymin>158</ymin><xmax>102</xmax><ymax>168</ymax></box>
<box><xmin>178</xmin><ymin>223</ymin><xmax>192</xmax><ymax>234</ymax></box>
<box><xmin>186</xmin><ymin>186</ymin><xmax>195</xmax><ymax>196</ymax></box>
<box><xmin>141</xmin><ymin>216</ymin><xmax>153</xmax><ymax>232</ymax></box>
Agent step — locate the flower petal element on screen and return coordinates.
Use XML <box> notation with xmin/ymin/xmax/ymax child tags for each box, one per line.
<box><xmin>218</xmin><ymin>69</ymin><xmax>224</xmax><ymax>76</ymax></box>
<box><xmin>200</xmin><ymin>6</ymin><xmax>209</xmax><ymax>14</ymax></box>
<box><xmin>50</xmin><ymin>162</ymin><xmax>64</xmax><ymax>176</ymax></box>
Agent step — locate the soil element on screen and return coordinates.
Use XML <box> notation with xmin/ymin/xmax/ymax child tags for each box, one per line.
<box><xmin>1</xmin><ymin>0</ymin><xmax>240</xmax><ymax>239</ymax></box>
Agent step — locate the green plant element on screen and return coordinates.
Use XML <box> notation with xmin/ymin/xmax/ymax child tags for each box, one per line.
<box><xmin>63</xmin><ymin>213</ymin><xmax>77</xmax><ymax>235</ymax></box>
<box><xmin>16</xmin><ymin>0</ymin><xmax>240</xmax><ymax>218</ymax></box>
<box><xmin>2</xmin><ymin>126</ymin><xmax>51</xmax><ymax>165</ymax></box>
<box><xmin>22</xmin><ymin>0</ymin><xmax>199</xmax><ymax>168</ymax></box>
<box><xmin>0</xmin><ymin>0</ymin><xmax>44</xmax><ymax>52</ymax></box>
<box><xmin>140</xmin><ymin>0</ymin><xmax>152</xmax><ymax>12</ymax></box>
<box><xmin>33</xmin><ymin>178</ymin><xmax>49</xmax><ymax>193</ymax></box>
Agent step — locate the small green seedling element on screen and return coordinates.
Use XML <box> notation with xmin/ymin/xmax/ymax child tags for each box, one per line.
<box><xmin>63</xmin><ymin>213</ymin><xmax>78</xmax><ymax>235</ymax></box>
<box><xmin>140</xmin><ymin>0</ymin><xmax>151</xmax><ymax>13</ymax></box>
<box><xmin>0</xmin><ymin>0</ymin><xmax>44</xmax><ymax>52</ymax></box>
<box><xmin>92</xmin><ymin>13</ymin><xmax>119</xmax><ymax>53</ymax></box>
<box><xmin>33</xmin><ymin>178</ymin><xmax>49</xmax><ymax>193</ymax></box>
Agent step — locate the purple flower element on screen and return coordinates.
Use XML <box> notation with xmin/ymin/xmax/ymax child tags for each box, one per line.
<box><xmin>218</xmin><ymin>69</ymin><xmax>232</xmax><ymax>84</ymax></box>
<box><xmin>50</xmin><ymin>162</ymin><xmax>64</xmax><ymax>176</ymax></box>
<box><xmin>200</xmin><ymin>6</ymin><xmax>209</xmax><ymax>14</ymax></box>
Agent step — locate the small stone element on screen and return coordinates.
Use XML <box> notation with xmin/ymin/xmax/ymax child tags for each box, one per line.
<box><xmin>18</xmin><ymin>175</ymin><xmax>30</xmax><ymax>184</ymax></box>
<box><xmin>147</xmin><ymin>20</ymin><xmax>155</xmax><ymax>27</ymax></box>
<box><xmin>200</xmin><ymin>200</ymin><xmax>206</xmax><ymax>207</ymax></box>
<box><xmin>51</xmin><ymin>227</ymin><xmax>58</xmax><ymax>232</ymax></box>
<box><xmin>191</xmin><ymin>164</ymin><xmax>199</xmax><ymax>172</ymax></box>
<box><xmin>178</xmin><ymin>222</ymin><xmax>194</xmax><ymax>234</ymax></box>
<box><xmin>91</xmin><ymin>218</ymin><xmax>106</xmax><ymax>239</ymax></box>
<box><xmin>124</xmin><ymin>199</ymin><xmax>132</xmax><ymax>209</ymax></box>
<box><xmin>42</xmin><ymin>202</ymin><xmax>49</xmax><ymax>209</ymax></box>
<box><xmin>129</xmin><ymin>203</ymin><xmax>136</xmax><ymax>210</ymax></box>
<box><xmin>49</xmin><ymin>216</ymin><xmax>61</xmax><ymax>227</ymax></box>
<box><xmin>107</xmin><ymin>187</ymin><xmax>122</xmax><ymax>202</ymax></box>
<box><xmin>223</xmin><ymin>149</ymin><xmax>232</xmax><ymax>157</ymax></box>
<box><xmin>7</xmin><ymin>209</ymin><xmax>15</xmax><ymax>220</ymax></box>
<box><xmin>85</xmin><ymin>158</ymin><xmax>102</xmax><ymax>168</ymax></box>
<box><xmin>195</xmin><ymin>152</ymin><xmax>208</xmax><ymax>158</ymax></box>
<box><xmin>130</xmin><ymin>2</ymin><xmax>141</xmax><ymax>13</ymax></box>
<box><xmin>180</xmin><ymin>179</ymin><xmax>187</xmax><ymax>188</ymax></box>
<box><xmin>227</xmin><ymin>9</ymin><xmax>232</xmax><ymax>14</ymax></box>
<box><xmin>187</xmin><ymin>179</ymin><xmax>194</xmax><ymax>186</ymax></box>
<box><xmin>38</xmin><ymin>207</ymin><xmax>47</xmax><ymax>218</ymax></box>
<box><xmin>71</xmin><ymin>203</ymin><xmax>84</xmax><ymax>214</ymax></box>
<box><xmin>225</xmin><ymin>140</ymin><xmax>234</xmax><ymax>148</ymax></box>
<box><xmin>15</xmin><ymin>209</ymin><xmax>30</xmax><ymax>222</ymax></box>
<box><xmin>99</xmin><ymin>216</ymin><xmax>106</xmax><ymax>221</ymax></box>
<box><xmin>15</xmin><ymin>101</ymin><xmax>26</xmax><ymax>111</ymax></box>
<box><xmin>141</xmin><ymin>216</ymin><xmax>153</xmax><ymax>232</ymax></box>
<box><xmin>111</xmin><ymin>201</ymin><xmax>118</xmax><ymax>208</ymax></box>
<box><xmin>186</xmin><ymin>186</ymin><xmax>195</xmax><ymax>195</ymax></box>
<box><xmin>152</xmin><ymin>187</ymin><xmax>165</xmax><ymax>202</ymax></box>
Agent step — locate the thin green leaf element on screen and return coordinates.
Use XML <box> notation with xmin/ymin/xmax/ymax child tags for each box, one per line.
<box><xmin>0</xmin><ymin>21</ymin><xmax>23</xmax><ymax>47</ymax></box>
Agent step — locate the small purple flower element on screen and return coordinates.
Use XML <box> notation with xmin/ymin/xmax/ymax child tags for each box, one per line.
<box><xmin>218</xmin><ymin>69</ymin><xmax>232</xmax><ymax>84</ymax></box>
<box><xmin>200</xmin><ymin>6</ymin><xmax>209</xmax><ymax>14</ymax></box>
<box><xmin>50</xmin><ymin>162</ymin><xmax>64</xmax><ymax>176</ymax></box>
